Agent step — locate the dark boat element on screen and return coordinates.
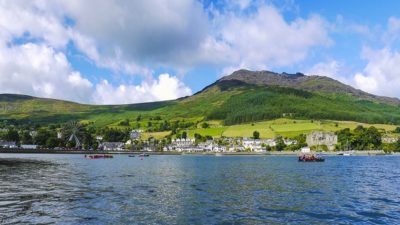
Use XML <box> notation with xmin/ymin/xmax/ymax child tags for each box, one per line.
<box><xmin>139</xmin><ymin>153</ymin><xmax>150</xmax><ymax>157</ymax></box>
<box><xmin>298</xmin><ymin>155</ymin><xmax>325</xmax><ymax>162</ymax></box>
<box><xmin>128</xmin><ymin>155</ymin><xmax>136</xmax><ymax>157</ymax></box>
<box><xmin>85</xmin><ymin>154</ymin><xmax>114</xmax><ymax>159</ymax></box>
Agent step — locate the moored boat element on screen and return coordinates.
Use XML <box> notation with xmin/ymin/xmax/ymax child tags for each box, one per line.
<box><xmin>298</xmin><ymin>154</ymin><xmax>325</xmax><ymax>162</ymax></box>
<box><xmin>138</xmin><ymin>153</ymin><xmax>150</xmax><ymax>157</ymax></box>
<box><xmin>85</xmin><ymin>154</ymin><xmax>114</xmax><ymax>159</ymax></box>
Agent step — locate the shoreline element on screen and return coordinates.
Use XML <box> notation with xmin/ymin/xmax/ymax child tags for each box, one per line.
<box><xmin>0</xmin><ymin>148</ymin><xmax>390</xmax><ymax>156</ymax></box>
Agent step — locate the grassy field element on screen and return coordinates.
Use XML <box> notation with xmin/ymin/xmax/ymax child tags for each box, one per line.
<box><xmin>183</xmin><ymin>118</ymin><xmax>398</xmax><ymax>139</ymax></box>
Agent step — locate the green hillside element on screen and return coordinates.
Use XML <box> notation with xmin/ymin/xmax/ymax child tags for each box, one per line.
<box><xmin>2</xmin><ymin>70</ymin><xmax>400</xmax><ymax>135</ymax></box>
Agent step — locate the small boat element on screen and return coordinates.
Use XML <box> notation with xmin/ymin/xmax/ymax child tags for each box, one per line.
<box><xmin>86</xmin><ymin>154</ymin><xmax>113</xmax><ymax>159</ymax></box>
<box><xmin>138</xmin><ymin>153</ymin><xmax>150</xmax><ymax>157</ymax></box>
<box><xmin>337</xmin><ymin>151</ymin><xmax>353</xmax><ymax>156</ymax></box>
<box><xmin>298</xmin><ymin>154</ymin><xmax>325</xmax><ymax>162</ymax></box>
<box><xmin>128</xmin><ymin>155</ymin><xmax>136</xmax><ymax>157</ymax></box>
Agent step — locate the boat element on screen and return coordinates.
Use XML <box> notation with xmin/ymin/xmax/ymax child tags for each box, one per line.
<box><xmin>128</xmin><ymin>154</ymin><xmax>135</xmax><ymax>157</ymax></box>
<box><xmin>337</xmin><ymin>151</ymin><xmax>353</xmax><ymax>156</ymax></box>
<box><xmin>85</xmin><ymin>154</ymin><xmax>114</xmax><ymax>159</ymax></box>
<box><xmin>298</xmin><ymin>154</ymin><xmax>325</xmax><ymax>162</ymax></box>
<box><xmin>138</xmin><ymin>153</ymin><xmax>150</xmax><ymax>157</ymax></box>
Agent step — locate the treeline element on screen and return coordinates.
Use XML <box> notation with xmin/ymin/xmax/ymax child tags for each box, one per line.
<box><xmin>336</xmin><ymin>125</ymin><xmax>400</xmax><ymax>152</ymax></box>
<box><xmin>0</xmin><ymin>124</ymin><xmax>134</xmax><ymax>150</ymax></box>
<box><xmin>207</xmin><ymin>87</ymin><xmax>400</xmax><ymax>125</ymax></box>
<box><xmin>336</xmin><ymin>126</ymin><xmax>382</xmax><ymax>150</ymax></box>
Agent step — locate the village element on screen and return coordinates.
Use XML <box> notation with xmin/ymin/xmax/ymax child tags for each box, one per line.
<box><xmin>1</xmin><ymin>128</ymin><xmax>396</xmax><ymax>153</ymax></box>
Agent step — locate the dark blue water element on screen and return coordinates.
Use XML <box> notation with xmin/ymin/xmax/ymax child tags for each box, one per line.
<box><xmin>0</xmin><ymin>154</ymin><xmax>399</xmax><ymax>224</ymax></box>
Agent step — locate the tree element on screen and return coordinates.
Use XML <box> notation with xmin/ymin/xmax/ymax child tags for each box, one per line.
<box><xmin>201</xmin><ymin>122</ymin><xmax>210</xmax><ymax>128</ymax></box>
<box><xmin>182</xmin><ymin>131</ymin><xmax>187</xmax><ymax>139</ymax></box>
<box><xmin>5</xmin><ymin>128</ymin><xmax>20</xmax><ymax>144</ymax></box>
<box><xmin>275</xmin><ymin>136</ymin><xmax>286</xmax><ymax>151</ymax></box>
<box><xmin>103</xmin><ymin>128</ymin><xmax>128</xmax><ymax>142</ymax></box>
<box><xmin>336</xmin><ymin>128</ymin><xmax>352</xmax><ymax>150</ymax></box>
<box><xmin>46</xmin><ymin>137</ymin><xmax>59</xmax><ymax>148</ymax></box>
<box><xmin>34</xmin><ymin>128</ymin><xmax>51</xmax><ymax>146</ymax></box>
<box><xmin>119</xmin><ymin>119</ymin><xmax>130</xmax><ymax>126</ymax></box>
<box><xmin>20</xmin><ymin>130</ymin><xmax>33</xmax><ymax>144</ymax></box>
<box><xmin>253</xmin><ymin>130</ymin><xmax>260</xmax><ymax>139</ymax></box>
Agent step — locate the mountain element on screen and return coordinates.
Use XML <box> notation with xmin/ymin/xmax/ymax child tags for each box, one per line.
<box><xmin>2</xmin><ymin>69</ymin><xmax>400</xmax><ymax>127</ymax></box>
<box><xmin>217</xmin><ymin>69</ymin><xmax>400</xmax><ymax>105</ymax></box>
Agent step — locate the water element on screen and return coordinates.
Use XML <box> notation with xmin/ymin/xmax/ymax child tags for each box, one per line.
<box><xmin>0</xmin><ymin>154</ymin><xmax>399</xmax><ymax>224</ymax></box>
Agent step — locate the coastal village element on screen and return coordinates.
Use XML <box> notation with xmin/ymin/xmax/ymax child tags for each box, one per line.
<box><xmin>0</xmin><ymin>128</ymin><xmax>398</xmax><ymax>153</ymax></box>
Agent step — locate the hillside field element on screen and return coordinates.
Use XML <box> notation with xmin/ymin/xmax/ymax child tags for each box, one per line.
<box><xmin>166</xmin><ymin>118</ymin><xmax>398</xmax><ymax>139</ymax></box>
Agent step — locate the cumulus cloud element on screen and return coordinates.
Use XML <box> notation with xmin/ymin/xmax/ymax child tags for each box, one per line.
<box><xmin>0</xmin><ymin>1</ymin><xmax>68</xmax><ymax>47</ymax></box>
<box><xmin>92</xmin><ymin>73</ymin><xmax>192</xmax><ymax>104</ymax></box>
<box><xmin>0</xmin><ymin>43</ymin><xmax>93</xmax><ymax>102</ymax></box>
<box><xmin>61</xmin><ymin>0</ymin><xmax>208</xmax><ymax>69</ymax></box>
<box><xmin>216</xmin><ymin>5</ymin><xmax>331</xmax><ymax>71</ymax></box>
<box><xmin>306</xmin><ymin>60</ymin><xmax>341</xmax><ymax>78</ymax></box>
<box><xmin>353</xmin><ymin>47</ymin><xmax>400</xmax><ymax>97</ymax></box>
<box><xmin>382</xmin><ymin>17</ymin><xmax>400</xmax><ymax>45</ymax></box>
<box><xmin>0</xmin><ymin>1</ymin><xmax>334</xmax><ymax>104</ymax></box>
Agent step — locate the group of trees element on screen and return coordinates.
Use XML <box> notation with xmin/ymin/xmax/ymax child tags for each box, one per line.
<box><xmin>0</xmin><ymin>122</ymin><xmax>102</xmax><ymax>149</ymax></box>
<box><xmin>336</xmin><ymin>126</ymin><xmax>383</xmax><ymax>150</ymax></box>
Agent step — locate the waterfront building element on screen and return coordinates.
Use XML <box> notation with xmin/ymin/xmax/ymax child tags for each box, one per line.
<box><xmin>301</xmin><ymin>147</ymin><xmax>311</xmax><ymax>153</ymax></box>
<box><xmin>99</xmin><ymin>142</ymin><xmax>125</xmax><ymax>151</ymax></box>
<box><xmin>306</xmin><ymin>131</ymin><xmax>337</xmax><ymax>151</ymax></box>
<box><xmin>0</xmin><ymin>141</ymin><xmax>17</xmax><ymax>148</ymax></box>
<box><xmin>21</xmin><ymin>144</ymin><xmax>38</xmax><ymax>149</ymax></box>
<box><xmin>167</xmin><ymin>138</ymin><xmax>196</xmax><ymax>152</ymax></box>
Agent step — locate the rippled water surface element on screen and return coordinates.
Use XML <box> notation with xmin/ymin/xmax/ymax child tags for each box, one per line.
<box><xmin>1</xmin><ymin>154</ymin><xmax>399</xmax><ymax>224</ymax></box>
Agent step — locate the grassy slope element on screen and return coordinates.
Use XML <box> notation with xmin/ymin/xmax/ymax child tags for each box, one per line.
<box><xmin>186</xmin><ymin>118</ymin><xmax>398</xmax><ymax>139</ymax></box>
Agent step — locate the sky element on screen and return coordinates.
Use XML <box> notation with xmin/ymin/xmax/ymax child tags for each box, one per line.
<box><xmin>1</xmin><ymin>0</ymin><xmax>400</xmax><ymax>104</ymax></box>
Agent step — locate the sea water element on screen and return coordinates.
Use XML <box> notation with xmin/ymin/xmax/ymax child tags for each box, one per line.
<box><xmin>0</xmin><ymin>154</ymin><xmax>399</xmax><ymax>224</ymax></box>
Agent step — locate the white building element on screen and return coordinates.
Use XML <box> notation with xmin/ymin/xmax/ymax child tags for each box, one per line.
<box><xmin>21</xmin><ymin>144</ymin><xmax>37</xmax><ymax>149</ymax></box>
<box><xmin>130</xmin><ymin>130</ymin><xmax>141</xmax><ymax>140</ymax></box>
<box><xmin>168</xmin><ymin>138</ymin><xmax>196</xmax><ymax>152</ymax></box>
<box><xmin>99</xmin><ymin>142</ymin><xmax>125</xmax><ymax>151</ymax></box>
<box><xmin>300</xmin><ymin>147</ymin><xmax>311</xmax><ymax>153</ymax></box>
<box><xmin>382</xmin><ymin>136</ymin><xmax>398</xmax><ymax>143</ymax></box>
<box><xmin>0</xmin><ymin>141</ymin><xmax>17</xmax><ymax>148</ymax></box>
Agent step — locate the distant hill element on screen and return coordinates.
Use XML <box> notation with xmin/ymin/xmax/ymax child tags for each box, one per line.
<box><xmin>2</xmin><ymin>69</ymin><xmax>400</xmax><ymax>127</ymax></box>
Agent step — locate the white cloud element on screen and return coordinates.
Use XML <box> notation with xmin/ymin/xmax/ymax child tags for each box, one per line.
<box><xmin>216</xmin><ymin>5</ymin><xmax>331</xmax><ymax>71</ymax></box>
<box><xmin>383</xmin><ymin>17</ymin><xmax>400</xmax><ymax>45</ymax></box>
<box><xmin>306</xmin><ymin>60</ymin><xmax>341</xmax><ymax>78</ymax></box>
<box><xmin>61</xmin><ymin>0</ymin><xmax>208</xmax><ymax>69</ymax></box>
<box><xmin>92</xmin><ymin>73</ymin><xmax>192</xmax><ymax>104</ymax></box>
<box><xmin>0</xmin><ymin>1</ymin><xmax>68</xmax><ymax>48</ymax></box>
<box><xmin>0</xmin><ymin>43</ymin><xmax>93</xmax><ymax>102</ymax></box>
<box><xmin>353</xmin><ymin>47</ymin><xmax>400</xmax><ymax>97</ymax></box>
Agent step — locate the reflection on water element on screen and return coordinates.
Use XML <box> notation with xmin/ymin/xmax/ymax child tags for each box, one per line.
<box><xmin>0</xmin><ymin>154</ymin><xmax>400</xmax><ymax>224</ymax></box>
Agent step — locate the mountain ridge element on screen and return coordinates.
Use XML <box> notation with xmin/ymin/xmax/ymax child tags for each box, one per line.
<box><xmin>213</xmin><ymin>69</ymin><xmax>400</xmax><ymax>105</ymax></box>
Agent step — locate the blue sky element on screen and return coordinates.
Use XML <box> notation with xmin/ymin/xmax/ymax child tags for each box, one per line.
<box><xmin>0</xmin><ymin>0</ymin><xmax>400</xmax><ymax>104</ymax></box>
